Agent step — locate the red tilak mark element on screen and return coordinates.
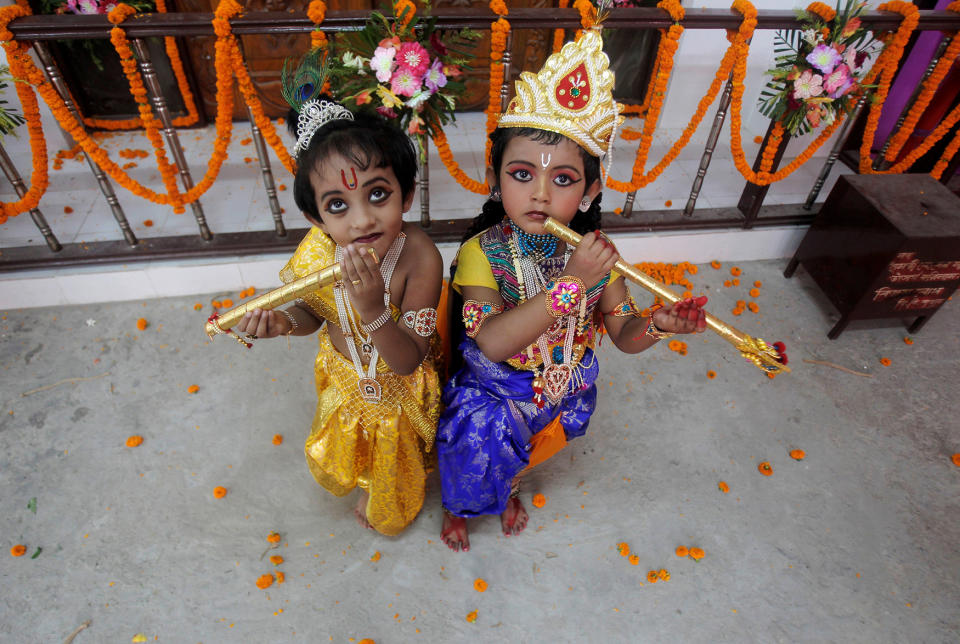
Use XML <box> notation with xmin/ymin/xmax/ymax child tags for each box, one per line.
<box><xmin>341</xmin><ymin>168</ymin><xmax>358</xmax><ymax>190</ymax></box>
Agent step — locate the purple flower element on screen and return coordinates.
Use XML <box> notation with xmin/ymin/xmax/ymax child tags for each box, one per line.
<box><xmin>423</xmin><ymin>59</ymin><xmax>447</xmax><ymax>93</ymax></box>
<box><xmin>806</xmin><ymin>44</ymin><xmax>842</xmax><ymax>75</ymax></box>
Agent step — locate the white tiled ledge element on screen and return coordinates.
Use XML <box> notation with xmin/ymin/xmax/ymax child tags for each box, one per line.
<box><xmin>0</xmin><ymin>226</ymin><xmax>804</xmax><ymax>310</ymax></box>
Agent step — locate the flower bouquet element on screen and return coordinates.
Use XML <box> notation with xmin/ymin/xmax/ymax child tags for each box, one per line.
<box><xmin>324</xmin><ymin>1</ymin><xmax>479</xmax><ymax>152</ymax></box>
<box><xmin>758</xmin><ymin>0</ymin><xmax>878</xmax><ymax>136</ymax></box>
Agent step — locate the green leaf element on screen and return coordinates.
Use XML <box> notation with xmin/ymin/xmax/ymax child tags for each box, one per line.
<box><xmin>27</xmin><ymin>497</ymin><xmax>36</xmax><ymax>514</ymax></box>
<box><xmin>31</xmin><ymin>547</ymin><xmax>42</xmax><ymax>559</ymax></box>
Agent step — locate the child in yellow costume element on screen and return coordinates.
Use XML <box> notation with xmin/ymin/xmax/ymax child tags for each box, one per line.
<box><xmin>236</xmin><ymin>91</ymin><xmax>443</xmax><ymax>536</ymax></box>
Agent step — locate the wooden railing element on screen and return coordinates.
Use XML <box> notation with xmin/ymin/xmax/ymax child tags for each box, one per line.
<box><xmin>2</xmin><ymin>7</ymin><xmax>960</xmax><ymax>272</ymax></box>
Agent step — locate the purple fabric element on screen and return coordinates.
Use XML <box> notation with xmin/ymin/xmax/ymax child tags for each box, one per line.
<box><xmin>436</xmin><ymin>338</ymin><xmax>599</xmax><ymax>518</ymax></box>
<box><xmin>873</xmin><ymin>0</ymin><xmax>952</xmax><ymax>151</ymax></box>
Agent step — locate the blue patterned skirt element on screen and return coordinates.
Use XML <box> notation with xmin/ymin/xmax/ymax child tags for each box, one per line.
<box><xmin>436</xmin><ymin>338</ymin><xmax>599</xmax><ymax>517</ymax></box>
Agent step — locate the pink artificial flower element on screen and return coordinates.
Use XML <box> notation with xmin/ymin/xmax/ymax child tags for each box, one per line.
<box><xmin>396</xmin><ymin>42</ymin><xmax>430</xmax><ymax>78</ymax></box>
<box><xmin>378</xmin><ymin>36</ymin><xmax>401</xmax><ymax>49</ymax></box>
<box><xmin>390</xmin><ymin>66</ymin><xmax>421</xmax><ymax>97</ymax></box>
<box><xmin>807</xmin><ymin>105</ymin><xmax>823</xmax><ymax>128</ymax></box>
<box><xmin>370</xmin><ymin>47</ymin><xmax>397</xmax><ymax>84</ymax></box>
<box><xmin>443</xmin><ymin>64</ymin><xmax>463</xmax><ymax>79</ymax></box>
<box><xmin>67</xmin><ymin>0</ymin><xmax>100</xmax><ymax>15</ymax></box>
<box><xmin>408</xmin><ymin>117</ymin><xmax>425</xmax><ymax>135</ymax></box>
<box><xmin>792</xmin><ymin>69</ymin><xmax>824</xmax><ymax>100</ymax></box>
<box><xmin>824</xmin><ymin>64</ymin><xmax>853</xmax><ymax>98</ymax></box>
<box><xmin>98</xmin><ymin>2</ymin><xmax>118</xmax><ymax>14</ymax></box>
<box><xmin>843</xmin><ymin>47</ymin><xmax>860</xmax><ymax>71</ymax></box>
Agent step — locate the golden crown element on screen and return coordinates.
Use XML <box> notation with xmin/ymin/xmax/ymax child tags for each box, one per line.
<box><xmin>498</xmin><ymin>29</ymin><xmax>624</xmax><ymax>157</ymax></box>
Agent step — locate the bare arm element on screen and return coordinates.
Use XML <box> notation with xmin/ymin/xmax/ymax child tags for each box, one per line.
<box><xmin>343</xmin><ymin>232</ymin><xmax>443</xmax><ymax>376</ymax></box>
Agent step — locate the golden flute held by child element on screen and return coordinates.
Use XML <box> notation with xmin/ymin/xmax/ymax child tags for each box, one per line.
<box><xmin>543</xmin><ymin>218</ymin><xmax>790</xmax><ymax>375</ymax></box>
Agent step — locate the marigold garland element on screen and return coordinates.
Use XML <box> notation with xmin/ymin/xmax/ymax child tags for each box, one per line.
<box><xmin>553</xmin><ymin>0</ymin><xmax>569</xmax><ymax>53</ymax></box>
<box><xmin>308</xmin><ymin>0</ymin><xmax>328</xmax><ymax>51</ymax></box>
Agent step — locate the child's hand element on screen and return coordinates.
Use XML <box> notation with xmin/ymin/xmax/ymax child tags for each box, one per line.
<box><xmin>652</xmin><ymin>296</ymin><xmax>708</xmax><ymax>335</ymax></box>
<box><xmin>341</xmin><ymin>243</ymin><xmax>388</xmax><ymax>324</ymax></box>
<box><xmin>563</xmin><ymin>232</ymin><xmax>619</xmax><ymax>288</ymax></box>
<box><xmin>235</xmin><ymin>308</ymin><xmax>292</xmax><ymax>339</ymax></box>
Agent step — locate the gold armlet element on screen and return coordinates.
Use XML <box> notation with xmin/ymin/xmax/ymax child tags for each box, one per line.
<box><xmin>463</xmin><ymin>300</ymin><xmax>503</xmax><ymax>338</ymax></box>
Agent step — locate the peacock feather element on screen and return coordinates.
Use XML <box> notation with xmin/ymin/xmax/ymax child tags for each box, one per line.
<box><xmin>280</xmin><ymin>48</ymin><xmax>330</xmax><ymax>113</ymax></box>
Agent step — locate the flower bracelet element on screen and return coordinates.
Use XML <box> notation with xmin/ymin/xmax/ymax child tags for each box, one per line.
<box><xmin>544</xmin><ymin>276</ymin><xmax>586</xmax><ymax>318</ymax></box>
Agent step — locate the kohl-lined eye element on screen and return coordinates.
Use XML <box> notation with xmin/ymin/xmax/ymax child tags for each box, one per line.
<box><xmin>370</xmin><ymin>187</ymin><xmax>392</xmax><ymax>204</ymax></box>
<box><xmin>507</xmin><ymin>168</ymin><xmax>532</xmax><ymax>182</ymax></box>
<box><xmin>326</xmin><ymin>198</ymin><xmax>348</xmax><ymax>214</ymax></box>
<box><xmin>553</xmin><ymin>173</ymin><xmax>580</xmax><ymax>187</ymax></box>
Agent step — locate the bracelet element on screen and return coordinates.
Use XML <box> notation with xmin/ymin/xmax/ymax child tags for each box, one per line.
<box><xmin>463</xmin><ymin>300</ymin><xmax>503</xmax><ymax>338</ymax></box>
<box><xmin>360</xmin><ymin>308</ymin><xmax>392</xmax><ymax>334</ymax></box>
<box><xmin>604</xmin><ymin>295</ymin><xmax>641</xmax><ymax>318</ymax></box>
<box><xmin>277</xmin><ymin>309</ymin><xmax>298</xmax><ymax>335</ymax></box>
<box><xmin>644</xmin><ymin>315</ymin><xmax>676</xmax><ymax>341</ymax></box>
<box><xmin>544</xmin><ymin>275</ymin><xmax>586</xmax><ymax>318</ymax></box>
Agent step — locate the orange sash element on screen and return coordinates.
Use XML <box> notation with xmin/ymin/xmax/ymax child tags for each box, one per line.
<box><xmin>525</xmin><ymin>415</ymin><xmax>567</xmax><ymax>470</ymax></box>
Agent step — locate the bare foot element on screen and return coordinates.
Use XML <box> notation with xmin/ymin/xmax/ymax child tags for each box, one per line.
<box><xmin>441</xmin><ymin>511</ymin><xmax>469</xmax><ymax>552</ymax></box>
<box><xmin>500</xmin><ymin>496</ymin><xmax>528</xmax><ymax>537</ymax></box>
<box><xmin>354</xmin><ymin>491</ymin><xmax>372</xmax><ymax>530</ymax></box>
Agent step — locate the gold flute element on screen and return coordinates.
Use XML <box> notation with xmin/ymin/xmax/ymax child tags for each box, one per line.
<box><xmin>543</xmin><ymin>218</ymin><xmax>789</xmax><ymax>374</ymax></box>
<box><xmin>205</xmin><ymin>263</ymin><xmax>342</xmax><ymax>342</ymax></box>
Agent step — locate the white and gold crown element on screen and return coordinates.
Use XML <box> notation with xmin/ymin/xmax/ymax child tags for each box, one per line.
<box><xmin>498</xmin><ymin>29</ymin><xmax>624</xmax><ymax>157</ymax></box>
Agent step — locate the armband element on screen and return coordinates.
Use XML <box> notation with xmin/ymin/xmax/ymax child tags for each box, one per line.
<box><xmin>604</xmin><ymin>295</ymin><xmax>641</xmax><ymax>318</ymax></box>
<box><xmin>402</xmin><ymin>307</ymin><xmax>438</xmax><ymax>337</ymax></box>
<box><xmin>463</xmin><ymin>300</ymin><xmax>503</xmax><ymax>338</ymax></box>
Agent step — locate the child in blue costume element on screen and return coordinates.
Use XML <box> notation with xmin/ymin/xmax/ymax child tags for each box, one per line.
<box><xmin>437</xmin><ymin>28</ymin><xmax>708</xmax><ymax>551</ymax></box>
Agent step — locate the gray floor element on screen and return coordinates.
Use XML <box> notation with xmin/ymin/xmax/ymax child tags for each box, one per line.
<box><xmin>2</xmin><ymin>259</ymin><xmax>958</xmax><ymax>643</ymax></box>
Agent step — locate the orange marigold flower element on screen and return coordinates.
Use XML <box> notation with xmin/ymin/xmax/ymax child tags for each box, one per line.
<box><xmin>10</xmin><ymin>544</ymin><xmax>27</xmax><ymax>557</ymax></box>
<box><xmin>240</xmin><ymin>137</ymin><xmax>252</xmax><ymax>146</ymax></box>
<box><xmin>532</xmin><ymin>493</ymin><xmax>546</xmax><ymax>508</ymax></box>
<box><xmin>213</xmin><ymin>486</ymin><xmax>227</xmax><ymax>498</ymax></box>
<box><xmin>668</xmin><ymin>340</ymin><xmax>682</xmax><ymax>351</ymax></box>
<box><xmin>710</xmin><ymin>260</ymin><xmax>721</xmax><ymax>269</ymax></box>
<box><xmin>267</xmin><ymin>532</ymin><xmax>281</xmax><ymax>543</ymax></box>
<box><xmin>664</xmin><ymin>200</ymin><xmax>672</xmax><ymax>207</ymax></box>
<box><xmin>221</xmin><ymin>299</ymin><xmax>233</xmax><ymax>308</ymax></box>
<box><xmin>211</xmin><ymin>300</ymin><xmax>221</xmax><ymax>308</ymax></box>
<box><xmin>276</xmin><ymin>571</ymin><xmax>285</xmax><ymax>584</ymax></box>
<box><xmin>628</xmin><ymin>554</ymin><xmax>640</xmax><ymax>565</ymax></box>
<box><xmin>706</xmin><ymin>370</ymin><xmax>716</xmax><ymax>379</ymax></box>
<box><xmin>465</xmin><ymin>610</ymin><xmax>478</xmax><ymax>623</ymax></box>
<box><xmin>474</xmin><ymin>578</ymin><xmax>488</xmax><ymax>592</ymax></box>
<box><xmin>272</xmin><ymin>434</ymin><xmax>283</xmax><ymax>445</ymax></box>
<box><xmin>753</xmin><ymin>135</ymin><xmax>763</xmax><ymax>144</ymax></box>
<box><xmin>278</xmin><ymin>184</ymin><xmax>287</xmax><ymax>191</ymax></box>
<box><xmin>143</xmin><ymin>219</ymin><xmax>154</xmax><ymax>227</ymax></box>
<box><xmin>880</xmin><ymin>357</ymin><xmax>891</xmax><ymax>366</ymax></box>
<box><xmin>187</xmin><ymin>385</ymin><xmax>200</xmax><ymax>394</ymax></box>
<box><xmin>244</xmin><ymin>157</ymin><xmax>253</xmax><ymax>164</ymax></box>
<box><xmin>952</xmin><ymin>453</ymin><xmax>960</xmax><ymax>467</ymax></box>
<box><xmin>903</xmin><ymin>337</ymin><xmax>913</xmax><ymax>345</ymax></box>
<box><xmin>790</xmin><ymin>449</ymin><xmax>805</xmax><ymax>460</ymax></box>
<box><xmin>730</xmin><ymin>267</ymin><xmax>742</xmax><ymax>276</ymax></box>
<box><xmin>276</xmin><ymin>117</ymin><xmax>285</xmax><ymax>125</ymax></box>
<box><xmin>758</xmin><ymin>462</ymin><xmax>773</xmax><ymax>476</ymax></box>
<box><xmin>256</xmin><ymin>573</ymin><xmax>274</xmax><ymax>589</ymax></box>
<box><xmin>723</xmin><ymin>280</ymin><xmax>732</xmax><ymax>288</ymax></box>
<box><xmin>732</xmin><ymin>307</ymin><xmax>743</xmax><ymax>316</ymax></box>
<box><xmin>748</xmin><ymin>302</ymin><xmax>759</xmax><ymax>313</ymax></box>
<box><xmin>676</xmin><ymin>546</ymin><xmax>689</xmax><ymax>557</ymax></box>
<box><xmin>689</xmin><ymin>547</ymin><xmax>704</xmax><ymax>560</ymax></box>
<box><xmin>658</xmin><ymin>568</ymin><xmax>670</xmax><ymax>581</ymax></box>
<box><xmin>754</xmin><ymin>281</ymin><xmax>762</xmax><ymax>288</ymax></box>
<box><xmin>370</xmin><ymin>551</ymin><xmax>381</xmax><ymax>562</ymax></box>
<box><xmin>646</xmin><ymin>570</ymin><xmax>659</xmax><ymax>583</ymax></box>
<box><xmin>614</xmin><ymin>207</ymin><xmax>622</xmax><ymax>215</ymax></box>
<box><xmin>125</xmin><ymin>435</ymin><xmax>143</xmax><ymax>447</ymax></box>
<box><xmin>270</xmin><ymin>555</ymin><xmax>284</xmax><ymax>565</ymax></box>
<box><xmin>749</xmin><ymin>288</ymin><xmax>760</xmax><ymax>298</ymax></box>
<box><xmin>64</xmin><ymin>206</ymin><xmax>73</xmax><ymax>214</ymax></box>
<box><xmin>193</xmin><ymin>303</ymin><xmax>203</xmax><ymax>310</ymax></box>
<box><xmin>732</xmin><ymin>278</ymin><xmax>740</xmax><ymax>286</ymax></box>
<box><xmin>718</xmin><ymin>481</ymin><xmax>729</xmax><ymax>493</ymax></box>
<box><xmin>136</xmin><ymin>318</ymin><xmax>148</xmax><ymax>331</ymax></box>
<box><xmin>617</xmin><ymin>542</ymin><xmax>630</xmax><ymax>556</ymax></box>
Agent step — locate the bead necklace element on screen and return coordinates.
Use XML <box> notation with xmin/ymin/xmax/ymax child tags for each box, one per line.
<box><xmin>514</xmin><ymin>227</ymin><xmax>558</xmax><ymax>260</ymax></box>
<box><xmin>332</xmin><ymin>233</ymin><xmax>405</xmax><ymax>403</ymax></box>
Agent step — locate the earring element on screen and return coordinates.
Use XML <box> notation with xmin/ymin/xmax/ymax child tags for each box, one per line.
<box><xmin>578</xmin><ymin>197</ymin><xmax>592</xmax><ymax>212</ymax></box>
<box><xmin>490</xmin><ymin>187</ymin><xmax>502</xmax><ymax>203</ymax></box>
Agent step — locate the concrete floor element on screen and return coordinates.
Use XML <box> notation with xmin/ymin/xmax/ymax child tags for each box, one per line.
<box><xmin>2</xmin><ymin>258</ymin><xmax>959</xmax><ymax>643</ymax></box>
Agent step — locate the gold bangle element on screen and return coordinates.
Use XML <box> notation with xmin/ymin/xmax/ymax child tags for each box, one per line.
<box><xmin>605</xmin><ymin>295</ymin><xmax>641</xmax><ymax>317</ymax></box>
<box><xmin>277</xmin><ymin>309</ymin><xmax>298</xmax><ymax>335</ymax></box>
<box><xmin>644</xmin><ymin>316</ymin><xmax>675</xmax><ymax>341</ymax></box>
